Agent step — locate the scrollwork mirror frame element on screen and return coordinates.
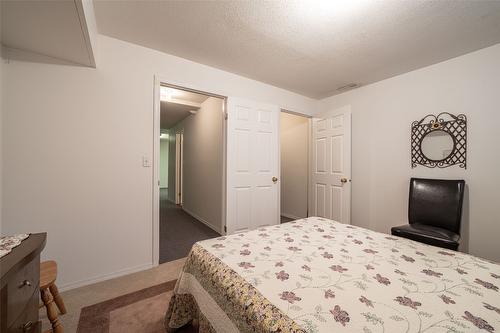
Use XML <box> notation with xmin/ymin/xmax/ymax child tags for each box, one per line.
<box><xmin>411</xmin><ymin>112</ymin><xmax>467</xmax><ymax>169</ymax></box>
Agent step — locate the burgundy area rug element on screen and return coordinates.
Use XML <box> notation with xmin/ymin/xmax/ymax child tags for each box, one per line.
<box><xmin>77</xmin><ymin>280</ymin><xmax>197</xmax><ymax>333</ymax></box>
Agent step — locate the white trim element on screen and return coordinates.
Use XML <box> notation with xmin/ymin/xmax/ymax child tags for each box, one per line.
<box><xmin>307</xmin><ymin>117</ymin><xmax>312</xmax><ymax>217</ymax></box>
<box><xmin>281</xmin><ymin>213</ymin><xmax>304</xmax><ymax>220</ymax></box>
<box><xmin>281</xmin><ymin>109</ymin><xmax>313</xmax><ymax>119</ymax></box>
<box><xmin>277</xmin><ymin>109</ymin><xmax>281</xmax><ymax>226</ymax></box>
<box><xmin>152</xmin><ymin>76</ymin><xmax>161</xmax><ymax>267</ymax></box>
<box><xmin>175</xmin><ymin>133</ymin><xmax>183</xmax><ymax>205</ymax></box>
<box><xmin>221</xmin><ymin>100</ymin><xmax>227</xmax><ymax>235</ymax></box>
<box><xmin>182</xmin><ymin>207</ymin><xmax>222</xmax><ymax>235</ymax></box>
<box><xmin>59</xmin><ymin>263</ymin><xmax>153</xmax><ymax>292</ymax></box>
<box><xmin>153</xmin><ymin>76</ymin><xmax>228</xmax><ymax>264</ymax></box>
<box><xmin>346</xmin><ymin>109</ymin><xmax>352</xmax><ymax>225</ymax></box>
<box><xmin>154</xmin><ymin>76</ymin><xmax>228</xmax><ymax>101</ymax></box>
<box><xmin>74</xmin><ymin>0</ymin><xmax>96</xmax><ymax>68</ymax></box>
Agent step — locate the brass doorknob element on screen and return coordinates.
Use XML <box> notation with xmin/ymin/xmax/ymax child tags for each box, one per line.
<box><xmin>340</xmin><ymin>178</ymin><xmax>348</xmax><ymax>183</ymax></box>
<box><xmin>272</xmin><ymin>177</ymin><xmax>278</xmax><ymax>183</ymax></box>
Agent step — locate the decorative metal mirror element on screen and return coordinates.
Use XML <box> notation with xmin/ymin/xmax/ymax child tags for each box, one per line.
<box><xmin>411</xmin><ymin>112</ymin><xmax>467</xmax><ymax>169</ymax></box>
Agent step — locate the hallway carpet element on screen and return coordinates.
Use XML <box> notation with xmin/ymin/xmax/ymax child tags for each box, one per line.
<box><xmin>280</xmin><ymin>215</ymin><xmax>294</xmax><ymax>224</ymax></box>
<box><xmin>160</xmin><ymin>189</ymin><xmax>220</xmax><ymax>264</ymax></box>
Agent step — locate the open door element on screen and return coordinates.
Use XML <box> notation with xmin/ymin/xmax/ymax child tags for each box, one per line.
<box><xmin>310</xmin><ymin>105</ymin><xmax>351</xmax><ymax>224</ymax></box>
<box><xmin>226</xmin><ymin>98</ymin><xmax>280</xmax><ymax>234</ymax></box>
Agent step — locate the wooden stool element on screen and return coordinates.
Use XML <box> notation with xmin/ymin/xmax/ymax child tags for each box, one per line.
<box><xmin>40</xmin><ymin>260</ymin><xmax>66</xmax><ymax>333</ymax></box>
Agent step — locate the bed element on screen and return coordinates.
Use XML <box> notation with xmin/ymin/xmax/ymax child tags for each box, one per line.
<box><xmin>165</xmin><ymin>217</ymin><xmax>500</xmax><ymax>332</ymax></box>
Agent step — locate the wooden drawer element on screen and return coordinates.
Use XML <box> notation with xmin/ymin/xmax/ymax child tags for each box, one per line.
<box><xmin>6</xmin><ymin>256</ymin><xmax>40</xmax><ymax>328</ymax></box>
<box><xmin>7</xmin><ymin>292</ymin><xmax>40</xmax><ymax>333</ymax></box>
<box><xmin>1</xmin><ymin>233</ymin><xmax>46</xmax><ymax>333</ymax></box>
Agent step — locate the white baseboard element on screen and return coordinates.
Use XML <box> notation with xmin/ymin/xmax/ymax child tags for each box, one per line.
<box><xmin>281</xmin><ymin>212</ymin><xmax>305</xmax><ymax>220</ymax></box>
<box><xmin>59</xmin><ymin>262</ymin><xmax>153</xmax><ymax>292</ymax></box>
<box><xmin>182</xmin><ymin>207</ymin><xmax>222</xmax><ymax>235</ymax></box>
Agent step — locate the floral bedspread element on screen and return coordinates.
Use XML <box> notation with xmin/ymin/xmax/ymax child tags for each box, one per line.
<box><xmin>166</xmin><ymin>217</ymin><xmax>500</xmax><ymax>333</ymax></box>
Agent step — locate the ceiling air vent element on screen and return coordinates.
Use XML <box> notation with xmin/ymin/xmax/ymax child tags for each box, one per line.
<box><xmin>336</xmin><ymin>83</ymin><xmax>361</xmax><ymax>92</ymax></box>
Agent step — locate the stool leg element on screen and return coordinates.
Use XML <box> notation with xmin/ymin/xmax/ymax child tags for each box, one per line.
<box><xmin>41</xmin><ymin>288</ymin><xmax>64</xmax><ymax>333</ymax></box>
<box><xmin>49</xmin><ymin>284</ymin><xmax>67</xmax><ymax>314</ymax></box>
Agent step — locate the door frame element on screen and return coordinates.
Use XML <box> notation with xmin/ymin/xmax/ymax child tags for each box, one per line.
<box><xmin>175</xmin><ymin>132</ymin><xmax>183</xmax><ymax>205</ymax></box>
<box><xmin>153</xmin><ymin>76</ymin><xmax>228</xmax><ymax>266</ymax></box>
<box><xmin>279</xmin><ymin>109</ymin><xmax>312</xmax><ymax>220</ymax></box>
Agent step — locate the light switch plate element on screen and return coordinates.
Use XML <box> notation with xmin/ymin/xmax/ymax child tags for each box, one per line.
<box><xmin>142</xmin><ymin>156</ymin><xmax>151</xmax><ymax>167</ymax></box>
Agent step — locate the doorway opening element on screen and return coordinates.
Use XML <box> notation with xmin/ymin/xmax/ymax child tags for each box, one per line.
<box><xmin>157</xmin><ymin>84</ymin><xmax>226</xmax><ymax>264</ymax></box>
<box><xmin>280</xmin><ymin>110</ymin><xmax>311</xmax><ymax>223</ymax></box>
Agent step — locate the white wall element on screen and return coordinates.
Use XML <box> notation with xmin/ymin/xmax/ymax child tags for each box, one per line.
<box><xmin>280</xmin><ymin>112</ymin><xmax>309</xmax><ymax>219</ymax></box>
<box><xmin>318</xmin><ymin>43</ymin><xmax>500</xmax><ymax>262</ymax></box>
<box><xmin>175</xmin><ymin>97</ymin><xmax>224</xmax><ymax>233</ymax></box>
<box><xmin>159</xmin><ymin>136</ymin><xmax>169</xmax><ymax>188</ymax></box>
<box><xmin>1</xmin><ymin>34</ymin><xmax>316</xmax><ymax>289</ymax></box>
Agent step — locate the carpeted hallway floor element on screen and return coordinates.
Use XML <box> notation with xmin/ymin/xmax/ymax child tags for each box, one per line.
<box><xmin>280</xmin><ymin>215</ymin><xmax>294</xmax><ymax>224</ymax></box>
<box><xmin>159</xmin><ymin>189</ymin><xmax>220</xmax><ymax>264</ymax></box>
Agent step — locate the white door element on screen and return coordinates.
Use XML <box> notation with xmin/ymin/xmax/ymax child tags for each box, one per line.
<box><xmin>310</xmin><ymin>105</ymin><xmax>351</xmax><ymax>224</ymax></box>
<box><xmin>226</xmin><ymin>98</ymin><xmax>280</xmax><ymax>234</ymax></box>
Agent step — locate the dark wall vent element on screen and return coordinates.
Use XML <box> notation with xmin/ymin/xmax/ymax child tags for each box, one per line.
<box><xmin>336</xmin><ymin>83</ymin><xmax>361</xmax><ymax>92</ymax></box>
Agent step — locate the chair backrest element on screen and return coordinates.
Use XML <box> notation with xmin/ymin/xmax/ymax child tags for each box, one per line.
<box><xmin>408</xmin><ymin>178</ymin><xmax>465</xmax><ymax>234</ymax></box>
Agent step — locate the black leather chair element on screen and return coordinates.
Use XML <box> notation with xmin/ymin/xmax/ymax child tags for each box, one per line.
<box><xmin>391</xmin><ymin>178</ymin><xmax>465</xmax><ymax>250</ymax></box>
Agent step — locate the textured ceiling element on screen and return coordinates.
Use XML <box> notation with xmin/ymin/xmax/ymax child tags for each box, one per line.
<box><xmin>94</xmin><ymin>0</ymin><xmax>500</xmax><ymax>98</ymax></box>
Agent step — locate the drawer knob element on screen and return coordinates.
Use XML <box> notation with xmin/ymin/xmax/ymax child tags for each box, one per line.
<box><xmin>19</xmin><ymin>279</ymin><xmax>32</xmax><ymax>288</ymax></box>
<box><xmin>22</xmin><ymin>321</ymin><xmax>34</xmax><ymax>332</ymax></box>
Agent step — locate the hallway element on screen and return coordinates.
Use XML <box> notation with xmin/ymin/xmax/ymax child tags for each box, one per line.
<box><xmin>159</xmin><ymin>189</ymin><xmax>220</xmax><ymax>263</ymax></box>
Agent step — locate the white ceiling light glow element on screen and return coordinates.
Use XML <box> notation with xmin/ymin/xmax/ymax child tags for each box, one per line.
<box><xmin>299</xmin><ymin>0</ymin><xmax>370</xmax><ymax>21</ymax></box>
<box><xmin>160</xmin><ymin>87</ymin><xmax>183</xmax><ymax>101</ymax></box>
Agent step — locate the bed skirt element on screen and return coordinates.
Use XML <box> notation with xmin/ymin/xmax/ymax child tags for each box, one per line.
<box><xmin>164</xmin><ymin>243</ymin><xmax>305</xmax><ymax>333</ymax></box>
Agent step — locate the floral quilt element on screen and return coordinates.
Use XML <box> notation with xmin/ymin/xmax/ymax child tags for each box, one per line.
<box><xmin>166</xmin><ymin>217</ymin><xmax>500</xmax><ymax>333</ymax></box>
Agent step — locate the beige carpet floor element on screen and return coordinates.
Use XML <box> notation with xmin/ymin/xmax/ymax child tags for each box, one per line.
<box><xmin>40</xmin><ymin>258</ymin><xmax>186</xmax><ymax>333</ymax></box>
<box><xmin>77</xmin><ymin>280</ymin><xmax>185</xmax><ymax>333</ymax></box>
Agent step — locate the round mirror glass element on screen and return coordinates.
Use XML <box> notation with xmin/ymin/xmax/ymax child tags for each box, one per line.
<box><xmin>421</xmin><ymin>130</ymin><xmax>454</xmax><ymax>161</ymax></box>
